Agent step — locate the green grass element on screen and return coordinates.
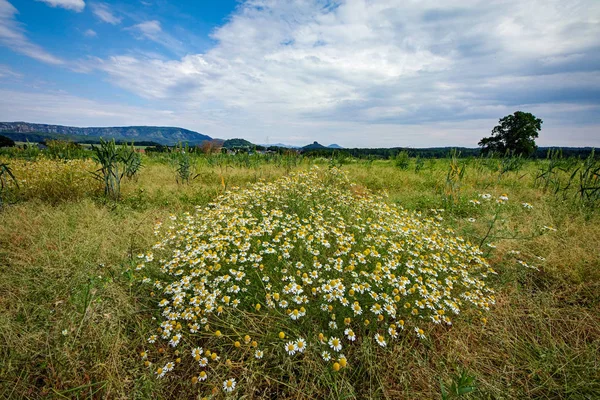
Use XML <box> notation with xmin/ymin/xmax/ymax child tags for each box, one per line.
<box><xmin>0</xmin><ymin>155</ymin><xmax>598</xmax><ymax>399</ymax></box>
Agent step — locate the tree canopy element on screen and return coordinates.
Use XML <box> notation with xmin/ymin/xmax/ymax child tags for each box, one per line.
<box><xmin>0</xmin><ymin>134</ymin><xmax>15</xmax><ymax>148</ymax></box>
<box><xmin>479</xmin><ymin>111</ymin><xmax>542</xmax><ymax>156</ymax></box>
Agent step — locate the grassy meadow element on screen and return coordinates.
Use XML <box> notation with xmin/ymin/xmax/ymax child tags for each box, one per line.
<box><xmin>0</xmin><ymin>149</ymin><xmax>599</xmax><ymax>399</ymax></box>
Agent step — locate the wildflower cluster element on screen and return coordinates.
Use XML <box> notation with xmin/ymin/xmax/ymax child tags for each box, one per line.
<box><xmin>140</xmin><ymin>167</ymin><xmax>495</xmax><ymax>393</ymax></box>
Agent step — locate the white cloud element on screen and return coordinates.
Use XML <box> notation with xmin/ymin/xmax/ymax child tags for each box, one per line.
<box><xmin>36</xmin><ymin>0</ymin><xmax>85</xmax><ymax>12</ymax></box>
<box><xmin>0</xmin><ymin>0</ymin><xmax>63</xmax><ymax>64</ymax></box>
<box><xmin>130</xmin><ymin>20</ymin><xmax>161</xmax><ymax>36</ymax></box>
<box><xmin>83</xmin><ymin>28</ymin><xmax>96</xmax><ymax>37</ymax></box>
<box><xmin>125</xmin><ymin>20</ymin><xmax>184</xmax><ymax>54</ymax></box>
<box><xmin>87</xmin><ymin>0</ymin><xmax>600</xmax><ymax>146</ymax></box>
<box><xmin>0</xmin><ymin>64</ymin><xmax>21</xmax><ymax>78</ymax></box>
<box><xmin>91</xmin><ymin>3</ymin><xmax>121</xmax><ymax>25</ymax></box>
<box><xmin>6</xmin><ymin>0</ymin><xmax>600</xmax><ymax>146</ymax></box>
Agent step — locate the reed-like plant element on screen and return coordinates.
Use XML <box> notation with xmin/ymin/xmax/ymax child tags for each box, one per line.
<box><xmin>498</xmin><ymin>150</ymin><xmax>525</xmax><ymax>177</ymax></box>
<box><xmin>444</xmin><ymin>149</ymin><xmax>466</xmax><ymax>204</ymax></box>
<box><xmin>91</xmin><ymin>139</ymin><xmax>130</xmax><ymax>200</ymax></box>
<box><xmin>121</xmin><ymin>143</ymin><xmax>142</xmax><ymax>180</ymax></box>
<box><xmin>535</xmin><ymin>148</ymin><xmax>566</xmax><ymax>193</ymax></box>
<box><xmin>565</xmin><ymin>149</ymin><xmax>600</xmax><ymax>205</ymax></box>
<box><xmin>174</xmin><ymin>143</ymin><xmax>198</xmax><ymax>184</ymax></box>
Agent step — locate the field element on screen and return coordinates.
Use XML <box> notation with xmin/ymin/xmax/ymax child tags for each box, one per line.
<box><xmin>0</xmin><ymin>149</ymin><xmax>599</xmax><ymax>399</ymax></box>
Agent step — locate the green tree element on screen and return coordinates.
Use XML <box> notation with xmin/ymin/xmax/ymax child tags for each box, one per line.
<box><xmin>0</xmin><ymin>134</ymin><xmax>15</xmax><ymax>148</ymax></box>
<box><xmin>479</xmin><ymin>111</ymin><xmax>542</xmax><ymax>156</ymax></box>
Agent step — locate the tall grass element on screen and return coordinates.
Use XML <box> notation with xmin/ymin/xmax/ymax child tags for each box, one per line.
<box><xmin>569</xmin><ymin>149</ymin><xmax>600</xmax><ymax>205</ymax></box>
<box><xmin>45</xmin><ymin>140</ymin><xmax>88</xmax><ymax>160</ymax></box>
<box><xmin>0</xmin><ymin>157</ymin><xmax>100</xmax><ymax>204</ymax></box>
<box><xmin>535</xmin><ymin>148</ymin><xmax>600</xmax><ymax>206</ymax></box>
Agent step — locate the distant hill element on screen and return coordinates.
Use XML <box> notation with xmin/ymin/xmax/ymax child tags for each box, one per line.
<box><xmin>0</xmin><ymin>122</ymin><xmax>211</xmax><ymax>145</ymax></box>
<box><xmin>302</xmin><ymin>141</ymin><xmax>327</xmax><ymax>150</ymax></box>
<box><xmin>223</xmin><ymin>138</ymin><xmax>254</xmax><ymax>148</ymax></box>
<box><xmin>328</xmin><ymin>144</ymin><xmax>343</xmax><ymax>149</ymax></box>
<box><xmin>261</xmin><ymin>143</ymin><xmax>300</xmax><ymax>149</ymax></box>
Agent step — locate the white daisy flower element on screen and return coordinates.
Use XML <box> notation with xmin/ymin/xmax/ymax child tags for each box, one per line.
<box><xmin>328</xmin><ymin>337</ymin><xmax>342</xmax><ymax>352</ymax></box>
<box><xmin>223</xmin><ymin>378</ymin><xmax>236</xmax><ymax>392</ymax></box>
<box><xmin>374</xmin><ymin>333</ymin><xmax>387</xmax><ymax>347</ymax></box>
<box><xmin>284</xmin><ymin>341</ymin><xmax>297</xmax><ymax>355</ymax></box>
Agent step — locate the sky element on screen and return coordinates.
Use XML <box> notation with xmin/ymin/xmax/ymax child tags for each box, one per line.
<box><xmin>0</xmin><ymin>0</ymin><xmax>599</xmax><ymax>147</ymax></box>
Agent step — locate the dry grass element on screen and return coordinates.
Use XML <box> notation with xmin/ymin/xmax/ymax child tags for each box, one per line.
<box><xmin>0</xmin><ymin>157</ymin><xmax>598</xmax><ymax>399</ymax></box>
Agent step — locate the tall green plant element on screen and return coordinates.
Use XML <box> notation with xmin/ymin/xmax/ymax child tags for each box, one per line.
<box><xmin>91</xmin><ymin>139</ymin><xmax>129</xmax><ymax>200</ymax></box>
<box><xmin>535</xmin><ymin>148</ymin><xmax>567</xmax><ymax>193</ymax></box>
<box><xmin>444</xmin><ymin>149</ymin><xmax>466</xmax><ymax>205</ymax></box>
<box><xmin>394</xmin><ymin>150</ymin><xmax>410</xmax><ymax>170</ymax></box>
<box><xmin>414</xmin><ymin>155</ymin><xmax>425</xmax><ymax>172</ymax></box>
<box><xmin>498</xmin><ymin>150</ymin><xmax>524</xmax><ymax>178</ymax></box>
<box><xmin>279</xmin><ymin>151</ymin><xmax>301</xmax><ymax>174</ymax></box>
<box><xmin>121</xmin><ymin>143</ymin><xmax>142</xmax><ymax>180</ymax></box>
<box><xmin>0</xmin><ymin>162</ymin><xmax>18</xmax><ymax>209</ymax></box>
<box><xmin>440</xmin><ymin>369</ymin><xmax>477</xmax><ymax>400</ymax></box>
<box><xmin>22</xmin><ymin>140</ymin><xmax>40</xmax><ymax>160</ymax></box>
<box><xmin>566</xmin><ymin>149</ymin><xmax>600</xmax><ymax>205</ymax></box>
<box><xmin>174</xmin><ymin>143</ymin><xmax>198</xmax><ymax>184</ymax></box>
<box><xmin>45</xmin><ymin>140</ymin><xmax>87</xmax><ymax>160</ymax></box>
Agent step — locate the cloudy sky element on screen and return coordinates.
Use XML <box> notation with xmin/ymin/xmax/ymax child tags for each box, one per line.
<box><xmin>0</xmin><ymin>0</ymin><xmax>599</xmax><ymax>147</ymax></box>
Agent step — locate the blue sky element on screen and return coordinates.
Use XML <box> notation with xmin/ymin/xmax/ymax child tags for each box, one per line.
<box><xmin>0</xmin><ymin>0</ymin><xmax>599</xmax><ymax>147</ymax></box>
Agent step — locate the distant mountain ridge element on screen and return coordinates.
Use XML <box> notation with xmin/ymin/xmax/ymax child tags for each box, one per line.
<box><xmin>0</xmin><ymin>122</ymin><xmax>212</xmax><ymax>145</ymax></box>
